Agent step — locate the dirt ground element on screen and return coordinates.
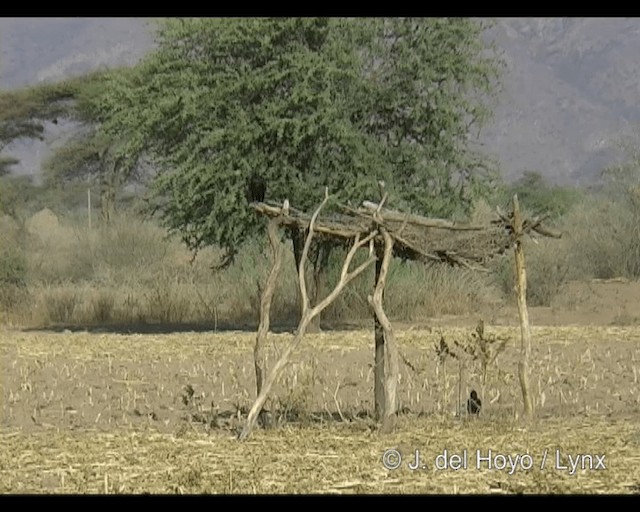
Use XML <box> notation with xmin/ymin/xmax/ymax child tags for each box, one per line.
<box><xmin>1</xmin><ymin>280</ymin><xmax>640</xmax><ymax>493</ymax></box>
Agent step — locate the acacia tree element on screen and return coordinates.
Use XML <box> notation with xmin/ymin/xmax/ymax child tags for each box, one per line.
<box><xmin>355</xmin><ymin>18</ymin><xmax>504</xmax><ymax>215</ymax></box>
<box><xmin>74</xmin><ymin>17</ymin><xmax>503</xmax><ymax>324</ymax></box>
<box><xmin>0</xmin><ymin>73</ymin><xmax>106</xmax><ymax>160</ymax></box>
<box><xmin>0</xmin><ymin>86</ymin><xmax>57</xmax><ymax>177</ymax></box>
<box><xmin>0</xmin><ymin>70</ymin><xmax>143</xmax><ymax>223</ymax></box>
<box><xmin>40</xmin><ymin>68</ymin><xmax>151</xmax><ymax>223</ymax></box>
<box><xmin>1</xmin><ymin>84</ymin><xmax>65</xmax><ymax>150</ymax></box>
<box><xmin>0</xmin><ymin>79</ymin><xmax>83</xmax><ymax>214</ymax></box>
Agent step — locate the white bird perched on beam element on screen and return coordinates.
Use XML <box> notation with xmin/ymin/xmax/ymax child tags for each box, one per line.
<box><xmin>282</xmin><ymin>199</ymin><xmax>290</xmax><ymax>216</ymax></box>
<box><xmin>362</xmin><ymin>200</ymin><xmax>381</xmax><ymax>210</ymax></box>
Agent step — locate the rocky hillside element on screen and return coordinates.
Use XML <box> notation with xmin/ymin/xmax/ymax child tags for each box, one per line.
<box><xmin>2</xmin><ymin>17</ymin><xmax>640</xmax><ymax>186</ymax></box>
<box><xmin>483</xmin><ymin>18</ymin><xmax>640</xmax><ymax>185</ymax></box>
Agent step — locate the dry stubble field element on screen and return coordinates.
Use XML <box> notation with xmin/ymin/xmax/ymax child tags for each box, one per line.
<box><xmin>2</xmin><ymin>313</ymin><xmax>640</xmax><ymax>495</ymax></box>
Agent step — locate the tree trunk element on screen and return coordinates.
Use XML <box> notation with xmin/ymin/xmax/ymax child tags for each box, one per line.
<box><xmin>309</xmin><ymin>241</ymin><xmax>331</xmax><ymax>331</ymax></box>
<box><xmin>239</xmin><ymin>191</ymin><xmax>377</xmax><ymax>441</ymax></box>
<box><xmin>291</xmin><ymin>229</ymin><xmax>308</xmax><ymax>327</ymax></box>
<box><xmin>254</xmin><ymin>223</ymin><xmax>282</xmax><ymax>392</ymax></box>
<box><xmin>240</xmin><ymin>242</ymin><xmax>376</xmax><ymax>440</ymax></box>
<box><xmin>100</xmin><ymin>181</ymin><xmax>115</xmax><ymax>224</ymax></box>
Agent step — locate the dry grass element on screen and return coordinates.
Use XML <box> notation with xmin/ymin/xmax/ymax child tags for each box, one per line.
<box><xmin>1</xmin><ymin>418</ymin><xmax>637</xmax><ymax>494</ymax></box>
<box><xmin>1</xmin><ymin>325</ymin><xmax>639</xmax><ymax>494</ymax></box>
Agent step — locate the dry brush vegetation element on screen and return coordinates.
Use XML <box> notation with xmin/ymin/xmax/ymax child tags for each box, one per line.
<box><xmin>0</xmin><ymin>209</ymin><xmax>503</xmax><ymax>329</ymax></box>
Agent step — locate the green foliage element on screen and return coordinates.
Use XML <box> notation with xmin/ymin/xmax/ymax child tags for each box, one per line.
<box><xmin>42</xmin><ymin>130</ymin><xmax>106</xmax><ymax>184</ymax></box>
<box><xmin>45</xmin><ymin>68</ymin><xmax>149</xmax><ymax>180</ymax></box>
<box><xmin>505</xmin><ymin>171</ymin><xmax>584</xmax><ymax>220</ymax></box>
<box><xmin>0</xmin><ymin>86</ymin><xmax>58</xmax><ymax>149</ymax></box>
<box><xmin>0</xmin><ymin>242</ymin><xmax>27</xmax><ymax>288</ymax></box>
<box><xmin>0</xmin><ymin>72</ymin><xmax>105</xmax><ymax>149</ymax></box>
<box><xmin>0</xmin><ymin>214</ymin><xmax>27</xmax><ymax>293</ymax></box>
<box><xmin>84</xmin><ymin>17</ymin><xmax>503</xmax><ymax>263</ymax></box>
<box><xmin>355</xmin><ymin>18</ymin><xmax>504</xmax><ymax>217</ymax></box>
<box><xmin>0</xmin><ymin>175</ymin><xmax>36</xmax><ymax>217</ymax></box>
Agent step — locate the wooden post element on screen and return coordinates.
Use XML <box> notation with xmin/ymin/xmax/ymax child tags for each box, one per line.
<box><xmin>373</xmin><ymin>180</ymin><xmax>387</xmax><ymax>420</ymax></box>
<box><xmin>512</xmin><ymin>194</ymin><xmax>534</xmax><ymax>419</ymax></box>
<box><xmin>368</xmin><ymin>228</ymin><xmax>398</xmax><ymax>434</ymax></box>
<box><xmin>374</xmin><ymin>243</ymin><xmax>385</xmax><ymax>420</ymax></box>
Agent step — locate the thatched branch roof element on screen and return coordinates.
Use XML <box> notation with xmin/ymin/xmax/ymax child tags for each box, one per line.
<box><xmin>252</xmin><ymin>199</ymin><xmax>561</xmax><ymax>270</ymax></box>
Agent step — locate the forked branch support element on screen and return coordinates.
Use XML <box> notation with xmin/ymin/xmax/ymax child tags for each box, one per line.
<box><xmin>239</xmin><ymin>189</ymin><xmax>378</xmax><ymax>440</ymax></box>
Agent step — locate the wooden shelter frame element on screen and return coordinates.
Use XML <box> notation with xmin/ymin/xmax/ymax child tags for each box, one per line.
<box><xmin>238</xmin><ymin>187</ymin><xmax>561</xmax><ymax>440</ymax></box>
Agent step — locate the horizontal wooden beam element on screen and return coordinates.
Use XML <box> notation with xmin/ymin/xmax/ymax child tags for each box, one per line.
<box><xmin>359</xmin><ymin>201</ymin><xmax>484</xmax><ymax>231</ymax></box>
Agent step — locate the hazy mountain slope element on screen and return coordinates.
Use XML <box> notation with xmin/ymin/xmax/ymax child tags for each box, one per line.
<box><xmin>2</xmin><ymin>17</ymin><xmax>640</xmax><ymax>186</ymax></box>
<box><xmin>0</xmin><ymin>17</ymin><xmax>154</xmax><ymax>89</ymax></box>
<box><xmin>483</xmin><ymin>18</ymin><xmax>640</xmax><ymax>184</ymax></box>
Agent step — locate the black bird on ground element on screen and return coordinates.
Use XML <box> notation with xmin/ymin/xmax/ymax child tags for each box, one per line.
<box><xmin>467</xmin><ymin>390</ymin><xmax>482</xmax><ymax>416</ymax></box>
<box><xmin>246</xmin><ymin>172</ymin><xmax>266</xmax><ymax>203</ymax></box>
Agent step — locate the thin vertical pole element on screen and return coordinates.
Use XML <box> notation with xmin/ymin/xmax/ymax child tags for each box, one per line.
<box><xmin>512</xmin><ymin>194</ymin><xmax>534</xmax><ymax>419</ymax></box>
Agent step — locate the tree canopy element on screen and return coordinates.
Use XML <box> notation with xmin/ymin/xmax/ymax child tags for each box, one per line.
<box><xmin>12</xmin><ymin>18</ymin><xmax>505</xmax><ymax>264</ymax></box>
<box><xmin>0</xmin><ymin>70</ymin><xmax>115</xmax><ymax>184</ymax></box>
<box><xmin>0</xmin><ymin>72</ymin><xmax>106</xmax><ymax>150</ymax></box>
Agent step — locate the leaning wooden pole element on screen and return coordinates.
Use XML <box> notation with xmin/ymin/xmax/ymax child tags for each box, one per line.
<box><xmin>512</xmin><ymin>194</ymin><xmax>534</xmax><ymax>419</ymax></box>
<box><xmin>368</xmin><ymin>228</ymin><xmax>398</xmax><ymax>434</ymax></box>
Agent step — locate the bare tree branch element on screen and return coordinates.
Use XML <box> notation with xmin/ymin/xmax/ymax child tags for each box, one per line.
<box><xmin>299</xmin><ymin>187</ymin><xmax>329</xmax><ymax>312</ymax></box>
